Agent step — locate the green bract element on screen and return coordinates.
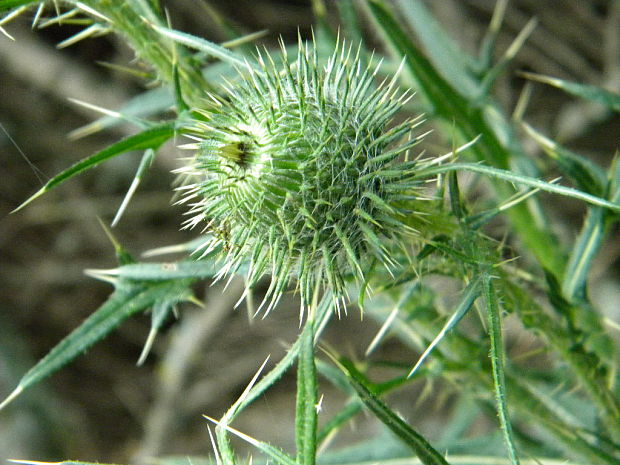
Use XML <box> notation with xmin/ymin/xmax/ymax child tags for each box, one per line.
<box><xmin>178</xmin><ymin>41</ymin><xmax>428</xmax><ymax>315</ymax></box>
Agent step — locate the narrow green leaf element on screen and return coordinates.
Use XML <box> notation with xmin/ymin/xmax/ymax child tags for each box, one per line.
<box><xmin>396</xmin><ymin>0</ymin><xmax>480</xmax><ymax>98</ymax></box>
<box><xmin>465</xmin><ymin>186</ymin><xmax>542</xmax><ymax>230</ymax></box>
<box><xmin>296</xmin><ymin>320</ymin><xmax>318</xmax><ymax>465</ymax></box>
<box><xmin>205</xmin><ymin>415</ymin><xmax>297</xmax><ymax>465</ymax></box>
<box><xmin>476</xmin><ymin>0</ymin><xmax>509</xmax><ymax>71</ymax></box>
<box><xmin>418</xmin><ymin>163</ymin><xmax>620</xmax><ymax>212</ymax></box>
<box><xmin>335</xmin><ymin>0</ymin><xmax>364</xmax><ymax>49</ymax></box>
<box><xmin>0</xmin><ymin>279</ymin><xmax>194</xmax><ymax>410</ymax></box>
<box><xmin>172</xmin><ymin>62</ymin><xmax>189</xmax><ymax>113</ymax></box>
<box><xmin>316</xmin><ymin>356</ymin><xmax>413</xmax><ymax>445</ymax></box>
<box><xmin>97</xmin><ymin>218</ymin><xmax>137</xmax><ymax>266</ymax></box>
<box><xmin>137</xmin><ymin>297</ymin><xmax>179</xmax><ymax>366</ymax></box>
<box><xmin>67</xmin><ymin>97</ymin><xmax>157</xmax><ymax>133</ymax></box>
<box><xmin>447</xmin><ymin>171</ymin><xmax>467</xmax><ymax>219</ymax></box>
<box><xmin>338</xmin><ymin>359</ymin><xmax>451</xmax><ymax>465</ymax></box>
<box><xmin>69</xmin><ymin>87</ymin><xmax>173</xmax><ymax>139</ymax></box>
<box><xmin>365</xmin><ymin>0</ymin><xmax>468</xmax><ymax>119</ymax></box>
<box><xmin>407</xmin><ymin>276</ymin><xmax>482</xmax><ymax>378</ymax></box>
<box><xmin>556</xmin><ymin>174</ymin><xmax>617</xmax><ymax>365</ymax></box>
<box><xmin>111</xmin><ymin>148</ymin><xmax>155</xmax><ymax>227</ymax></box>
<box><xmin>153</xmin><ymin>25</ymin><xmax>255</xmax><ymax>71</ymax></box>
<box><xmin>88</xmin><ymin>260</ymin><xmax>219</xmax><ymax>281</ymax></box>
<box><xmin>562</xmin><ymin>207</ymin><xmax>606</xmax><ymax>302</ymax></box>
<box><xmin>315</xmin><ymin>359</ymin><xmax>362</xmax><ymax>444</ymax></box>
<box><xmin>483</xmin><ymin>275</ymin><xmax>520</xmax><ymax>465</ymax></box>
<box><xmin>479</xmin><ymin>18</ymin><xmax>538</xmax><ymax>97</ymax></box>
<box><xmin>13</xmin><ymin>123</ymin><xmax>175</xmax><ymax>213</ymax></box>
<box><xmin>522</xmin><ymin>122</ymin><xmax>606</xmax><ymax>196</ymax></box>
<box><xmin>230</xmin><ymin>294</ymin><xmax>332</xmax><ymax>417</ymax></box>
<box><xmin>522</xmin><ymin>72</ymin><xmax>620</xmax><ymax>112</ymax></box>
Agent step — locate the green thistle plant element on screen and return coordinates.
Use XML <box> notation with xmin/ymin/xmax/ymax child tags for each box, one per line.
<box><xmin>3</xmin><ymin>2</ymin><xmax>620</xmax><ymax>464</ymax></box>
<box><xmin>177</xmin><ymin>40</ymin><xmax>431</xmax><ymax>315</ymax></box>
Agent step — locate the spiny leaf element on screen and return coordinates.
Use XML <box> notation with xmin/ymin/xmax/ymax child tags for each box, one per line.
<box><xmin>479</xmin><ymin>17</ymin><xmax>537</xmax><ymax>96</ymax></box>
<box><xmin>562</xmin><ymin>206</ymin><xmax>607</xmax><ymax>302</ymax></box>
<box><xmin>521</xmin><ymin>72</ymin><xmax>620</xmax><ymax>112</ymax></box>
<box><xmin>0</xmin><ymin>279</ymin><xmax>195</xmax><ymax>411</ymax></box>
<box><xmin>417</xmin><ymin>162</ymin><xmax>620</xmax><ymax>212</ymax></box>
<box><xmin>69</xmin><ymin>87</ymin><xmax>173</xmax><ymax>139</ymax></box>
<box><xmin>465</xmin><ymin>186</ymin><xmax>542</xmax><ymax>230</ymax></box>
<box><xmin>316</xmin><ymin>401</ymin><xmax>362</xmax><ymax>444</ymax></box>
<box><xmin>407</xmin><ymin>275</ymin><xmax>482</xmax><ymax>378</ymax></box>
<box><xmin>12</xmin><ymin>123</ymin><xmax>175</xmax><ymax>213</ymax></box>
<box><xmin>153</xmin><ymin>24</ymin><xmax>255</xmax><ymax>70</ymax></box>
<box><xmin>97</xmin><ymin>218</ymin><xmax>136</xmax><ymax>266</ymax></box>
<box><xmin>112</xmin><ymin>148</ymin><xmax>155</xmax><ymax>227</ymax></box>
<box><xmin>476</xmin><ymin>0</ymin><xmax>509</xmax><ymax>71</ymax></box>
<box><xmin>235</xmin><ymin>293</ymin><xmax>332</xmax><ymax>416</ymax></box>
<box><xmin>522</xmin><ymin>122</ymin><xmax>606</xmax><ymax>196</ymax></box>
<box><xmin>205</xmin><ymin>416</ymin><xmax>297</xmax><ymax>465</ymax></box>
<box><xmin>447</xmin><ymin>171</ymin><xmax>467</xmax><ymax>219</ymax></box>
<box><xmin>337</xmin><ymin>359</ymin><xmax>451</xmax><ymax>465</ymax></box>
<box><xmin>56</xmin><ymin>23</ymin><xmax>108</xmax><ymax>49</ymax></box>
<box><xmin>137</xmin><ymin>298</ymin><xmax>177</xmax><ymax>366</ymax></box>
<box><xmin>316</xmin><ymin>356</ymin><xmax>412</xmax><ymax>445</ymax></box>
<box><xmin>172</xmin><ymin>62</ymin><xmax>189</xmax><ymax>113</ymax></box>
<box><xmin>87</xmin><ymin>260</ymin><xmax>219</xmax><ymax>282</ymax></box>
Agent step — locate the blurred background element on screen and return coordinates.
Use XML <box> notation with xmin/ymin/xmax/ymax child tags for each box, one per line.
<box><xmin>1</xmin><ymin>0</ymin><xmax>619</xmax><ymax>463</ymax></box>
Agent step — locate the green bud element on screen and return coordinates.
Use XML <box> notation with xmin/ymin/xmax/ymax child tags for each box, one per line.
<box><xmin>178</xmin><ymin>39</ymin><xmax>430</xmax><ymax>315</ymax></box>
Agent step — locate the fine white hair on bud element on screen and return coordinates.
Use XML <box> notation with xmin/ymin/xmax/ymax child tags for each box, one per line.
<box><xmin>178</xmin><ymin>38</ymin><xmax>431</xmax><ymax>316</ymax></box>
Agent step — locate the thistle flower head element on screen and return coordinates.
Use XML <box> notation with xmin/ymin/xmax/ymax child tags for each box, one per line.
<box><xmin>178</xmin><ymin>39</ymin><xmax>430</xmax><ymax>315</ymax></box>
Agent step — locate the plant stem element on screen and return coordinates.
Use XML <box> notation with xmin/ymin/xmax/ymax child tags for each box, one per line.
<box><xmin>296</xmin><ymin>318</ymin><xmax>318</xmax><ymax>465</ymax></box>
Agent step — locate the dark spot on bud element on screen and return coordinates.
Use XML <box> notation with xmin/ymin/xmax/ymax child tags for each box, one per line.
<box><xmin>219</xmin><ymin>140</ymin><xmax>252</xmax><ymax>168</ymax></box>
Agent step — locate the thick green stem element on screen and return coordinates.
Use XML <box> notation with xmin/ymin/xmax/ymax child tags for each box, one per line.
<box><xmin>296</xmin><ymin>319</ymin><xmax>318</xmax><ymax>465</ymax></box>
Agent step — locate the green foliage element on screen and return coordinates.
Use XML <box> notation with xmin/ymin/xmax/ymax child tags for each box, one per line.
<box><xmin>521</xmin><ymin>71</ymin><xmax>620</xmax><ymax>112</ymax></box>
<box><xmin>336</xmin><ymin>358</ymin><xmax>450</xmax><ymax>465</ymax></box>
<box><xmin>1</xmin><ymin>1</ymin><xmax>619</xmax><ymax>465</ymax></box>
<box><xmin>13</xmin><ymin>123</ymin><xmax>176</xmax><ymax>213</ymax></box>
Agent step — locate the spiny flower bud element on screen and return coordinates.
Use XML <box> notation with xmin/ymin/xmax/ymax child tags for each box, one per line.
<box><xmin>177</xmin><ymin>40</ymin><xmax>429</xmax><ymax>315</ymax></box>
